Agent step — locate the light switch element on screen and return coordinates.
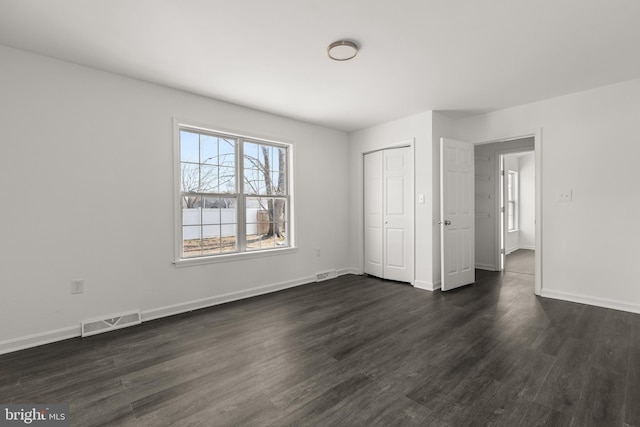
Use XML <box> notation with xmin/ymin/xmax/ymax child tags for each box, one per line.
<box><xmin>556</xmin><ymin>189</ymin><xmax>572</xmax><ymax>202</ymax></box>
<box><xmin>418</xmin><ymin>194</ymin><xmax>425</xmax><ymax>204</ymax></box>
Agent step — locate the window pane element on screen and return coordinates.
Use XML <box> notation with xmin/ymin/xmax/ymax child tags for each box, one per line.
<box><xmin>259</xmin><ymin>145</ymin><xmax>271</xmax><ymax>171</ymax></box>
<box><xmin>219</xmin><ymin>138</ymin><xmax>235</xmax><ymax>168</ymax></box>
<box><xmin>200</xmin><ymin>134</ymin><xmax>218</xmax><ymax>165</ymax></box>
<box><xmin>220</xmin><ymin>199</ymin><xmax>237</xmax><ymax>224</ymax></box>
<box><xmin>182</xmin><ymin>195</ymin><xmax>202</xmax><ymax>226</ymax></box>
<box><xmin>202</xmin><ymin>197</ymin><xmax>220</xmax><ymax>225</ymax></box>
<box><xmin>245</xmin><ymin>197</ymin><xmax>287</xmax><ymax>250</ymax></box>
<box><xmin>272</xmin><ymin>172</ymin><xmax>285</xmax><ymax>195</ymax></box>
<box><xmin>273</xmin><ymin>198</ymin><xmax>287</xmax><ymax>246</ymax></box>
<box><xmin>244</xmin><ymin>168</ymin><xmax>261</xmax><ymax>195</ymax></box>
<box><xmin>246</xmin><ymin>197</ymin><xmax>262</xmax><ymax>223</ymax></box>
<box><xmin>182</xmin><ymin>225</ymin><xmax>203</xmax><ymax>257</ymax></box>
<box><xmin>181</xmin><ymin>163</ymin><xmax>199</xmax><ymax>193</ymax></box>
<box><xmin>244</xmin><ymin>142</ymin><xmax>259</xmax><ymax>169</ymax></box>
<box><xmin>220</xmin><ymin>224</ymin><xmax>237</xmax><ymax>253</ymax></box>
<box><xmin>246</xmin><ymin>197</ymin><xmax>263</xmax><ymax>250</ymax></box>
<box><xmin>219</xmin><ymin>166</ymin><xmax>236</xmax><ymax>193</ymax></box>
<box><xmin>200</xmin><ymin>165</ymin><xmax>218</xmax><ymax>192</ymax></box>
<box><xmin>508</xmin><ymin>201</ymin><xmax>515</xmax><ymax>231</ymax></box>
<box><xmin>258</xmin><ymin>180</ymin><xmax>268</xmax><ymax>195</ymax></box>
<box><xmin>180</xmin><ymin>131</ymin><xmax>199</xmax><ymax>163</ymax></box>
<box><xmin>274</xmin><ymin>146</ymin><xmax>286</xmax><ymax>170</ymax></box>
<box><xmin>200</xmin><ymin>235</ymin><xmax>221</xmax><ymax>256</ymax></box>
<box><xmin>182</xmin><ymin>193</ymin><xmax>201</xmax><ymax>207</ymax></box>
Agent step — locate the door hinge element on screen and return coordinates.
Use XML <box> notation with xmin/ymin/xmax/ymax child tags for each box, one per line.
<box><xmin>501</xmin><ymin>249</ymin><xmax>505</xmax><ymax>254</ymax></box>
<box><xmin>500</xmin><ymin>207</ymin><xmax>505</xmax><ymax>213</ymax></box>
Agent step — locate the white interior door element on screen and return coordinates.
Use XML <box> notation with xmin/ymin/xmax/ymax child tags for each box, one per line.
<box><xmin>440</xmin><ymin>138</ymin><xmax>475</xmax><ymax>291</ymax></box>
<box><xmin>364</xmin><ymin>147</ymin><xmax>414</xmax><ymax>283</ymax></box>
<box><xmin>364</xmin><ymin>151</ymin><xmax>383</xmax><ymax>278</ymax></box>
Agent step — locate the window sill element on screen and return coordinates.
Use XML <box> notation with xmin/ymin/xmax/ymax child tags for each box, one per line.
<box><xmin>173</xmin><ymin>246</ymin><xmax>298</xmax><ymax>268</ymax></box>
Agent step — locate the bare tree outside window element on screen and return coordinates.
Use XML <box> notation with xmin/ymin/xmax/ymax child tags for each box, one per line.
<box><xmin>244</xmin><ymin>143</ymin><xmax>287</xmax><ymax>248</ymax></box>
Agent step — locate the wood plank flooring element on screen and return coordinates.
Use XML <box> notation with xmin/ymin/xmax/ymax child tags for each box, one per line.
<box><xmin>1</xmin><ymin>270</ymin><xmax>639</xmax><ymax>426</ymax></box>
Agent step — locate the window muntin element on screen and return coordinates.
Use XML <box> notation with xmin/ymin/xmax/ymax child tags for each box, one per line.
<box><xmin>178</xmin><ymin>127</ymin><xmax>291</xmax><ymax>260</ymax></box>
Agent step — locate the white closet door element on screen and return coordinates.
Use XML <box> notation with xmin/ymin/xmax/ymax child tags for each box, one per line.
<box><xmin>364</xmin><ymin>147</ymin><xmax>414</xmax><ymax>284</ymax></box>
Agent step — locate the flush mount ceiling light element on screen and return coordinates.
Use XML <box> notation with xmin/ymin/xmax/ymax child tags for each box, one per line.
<box><xmin>327</xmin><ymin>40</ymin><xmax>359</xmax><ymax>61</ymax></box>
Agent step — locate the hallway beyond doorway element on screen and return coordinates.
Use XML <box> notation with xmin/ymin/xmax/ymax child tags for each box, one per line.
<box><xmin>505</xmin><ymin>249</ymin><xmax>534</xmax><ymax>275</ymax></box>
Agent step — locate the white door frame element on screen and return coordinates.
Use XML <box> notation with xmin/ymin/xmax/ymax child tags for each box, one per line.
<box><xmin>361</xmin><ymin>139</ymin><xmax>415</xmax><ymax>285</ymax></box>
<box><xmin>475</xmin><ymin>129</ymin><xmax>542</xmax><ymax>295</ymax></box>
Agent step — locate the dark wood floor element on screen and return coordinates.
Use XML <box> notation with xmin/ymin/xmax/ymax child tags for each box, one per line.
<box><xmin>1</xmin><ymin>270</ymin><xmax>639</xmax><ymax>426</ymax></box>
<box><xmin>506</xmin><ymin>249</ymin><xmax>535</xmax><ymax>275</ymax></box>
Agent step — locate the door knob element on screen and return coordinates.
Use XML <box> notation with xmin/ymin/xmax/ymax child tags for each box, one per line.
<box><xmin>439</xmin><ymin>220</ymin><xmax>451</xmax><ymax>226</ymax></box>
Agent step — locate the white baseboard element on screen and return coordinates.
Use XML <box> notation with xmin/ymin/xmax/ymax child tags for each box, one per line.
<box><xmin>519</xmin><ymin>245</ymin><xmax>535</xmax><ymax>250</ymax></box>
<box><xmin>142</xmin><ymin>275</ymin><xmax>316</xmax><ymax>322</ymax></box>
<box><xmin>0</xmin><ymin>325</ymin><xmax>81</xmax><ymax>355</ymax></box>
<box><xmin>506</xmin><ymin>247</ymin><xmax>519</xmax><ymax>255</ymax></box>
<box><xmin>475</xmin><ymin>263</ymin><xmax>497</xmax><ymax>271</ymax></box>
<box><xmin>0</xmin><ymin>268</ymin><xmax>356</xmax><ymax>355</ymax></box>
<box><xmin>541</xmin><ymin>289</ymin><xmax>640</xmax><ymax>315</ymax></box>
<box><xmin>338</xmin><ymin>267</ymin><xmax>361</xmax><ymax>276</ymax></box>
<box><xmin>414</xmin><ymin>280</ymin><xmax>441</xmax><ymax>291</ymax></box>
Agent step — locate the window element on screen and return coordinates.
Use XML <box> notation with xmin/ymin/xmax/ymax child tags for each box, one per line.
<box><xmin>176</xmin><ymin>125</ymin><xmax>291</xmax><ymax>261</ymax></box>
<box><xmin>507</xmin><ymin>170</ymin><xmax>518</xmax><ymax>232</ymax></box>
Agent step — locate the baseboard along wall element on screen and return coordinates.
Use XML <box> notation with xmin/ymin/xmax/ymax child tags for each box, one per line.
<box><xmin>0</xmin><ymin>268</ymin><xmax>356</xmax><ymax>355</ymax></box>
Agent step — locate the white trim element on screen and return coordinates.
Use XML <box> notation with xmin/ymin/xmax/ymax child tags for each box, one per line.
<box><xmin>541</xmin><ymin>289</ymin><xmax>640</xmax><ymax>315</ymax></box>
<box><xmin>142</xmin><ymin>275</ymin><xmax>315</xmax><ymax>322</ymax></box>
<box><xmin>505</xmin><ymin>246</ymin><xmax>519</xmax><ymax>255</ymax></box>
<box><xmin>174</xmin><ymin>247</ymin><xmax>298</xmax><ymax>267</ymax></box>
<box><xmin>0</xmin><ymin>326</ymin><xmax>80</xmax><ymax>355</ymax></box>
<box><xmin>534</xmin><ymin>129</ymin><xmax>543</xmax><ymax>296</ymax></box>
<box><xmin>475</xmin><ymin>263</ymin><xmax>497</xmax><ymax>271</ymax></box>
<box><xmin>414</xmin><ymin>280</ymin><xmax>441</xmax><ymax>291</ymax></box>
<box><xmin>0</xmin><ymin>269</ymin><xmax>355</xmax><ymax>355</ymax></box>
<box><xmin>518</xmin><ymin>245</ymin><xmax>535</xmax><ymax>251</ymax></box>
<box><xmin>338</xmin><ymin>267</ymin><xmax>361</xmax><ymax>276</ymax></box>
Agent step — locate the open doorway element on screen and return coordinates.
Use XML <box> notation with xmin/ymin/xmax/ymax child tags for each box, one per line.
<box><xmin>474</xmin><ymin>136</ymin><xmax>539</xmax><ymax>293</ymax></box>
<box><xmin>500</xmin><ymin>151</ymin><xmax>535</xmax><ymax>276</ymax></box>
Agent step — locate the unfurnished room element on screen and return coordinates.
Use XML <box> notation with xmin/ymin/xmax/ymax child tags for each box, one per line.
<box><xmin>1</xmin><ymin>1</ymin><xmax>640</xmax><ymax>426</ymax></box>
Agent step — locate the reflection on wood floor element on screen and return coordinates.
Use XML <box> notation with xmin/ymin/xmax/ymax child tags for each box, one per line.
<box><xmin>505</xmin><ymin>249</ymin><xmax>534</xmax><ymax>275</ymax></box>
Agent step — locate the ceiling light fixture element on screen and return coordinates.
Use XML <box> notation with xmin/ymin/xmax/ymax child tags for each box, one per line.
<box><xmin>327</xmin><ymin>40</ymin><xmax>358</xmax><ymax>61</ymax></box>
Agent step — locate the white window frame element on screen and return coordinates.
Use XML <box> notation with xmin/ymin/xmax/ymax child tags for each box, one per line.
<box><xmin>173</xmin><ymin>119</ymin><xmax>296</xmax><ymax>266</ymax></box>
<box><xmin>507</xmin><ymin>170</ymin><xmax>518</xmax><ymax>232</ymax></box>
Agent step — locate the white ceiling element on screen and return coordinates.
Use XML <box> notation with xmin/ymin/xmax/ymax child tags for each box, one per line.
<box><xmin>1</xmin><ymin>0</ymin><xmax>640</xmax><ymax>132</ymax></box>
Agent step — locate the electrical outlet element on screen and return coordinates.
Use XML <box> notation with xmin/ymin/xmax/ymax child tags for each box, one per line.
<box><xmin>71</xmin><ymin>279</ymin><xmax>84</xmax><ymax>294</ymax></box>
<box><xmin>556</xmin><ymin>189</ymin><xmax>572</xmax><ymax>202</ymax></box>
<box><xmin>418</xmin><ymin>194</ymin><xmax>425</xmax><ymax>204</ymax></box>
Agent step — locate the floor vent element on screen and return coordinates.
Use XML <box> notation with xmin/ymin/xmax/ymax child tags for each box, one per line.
<box><xmin>316</xmin><ymin>269</ymin><xmax>338</xmax><ymax>282</ymax></box>
<box><xmin>81</xmin><ymin>310</ymin><xmax>141</xmax><ymax>337</ymax></box>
